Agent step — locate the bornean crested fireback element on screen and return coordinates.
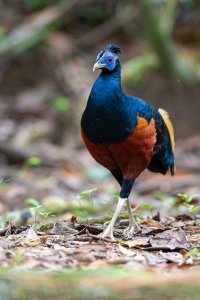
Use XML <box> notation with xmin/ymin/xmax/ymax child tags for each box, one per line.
<box><xmin>81</xmin><ymin>44</ymin><xmax>175</xmax><ymax>240</ymax></box>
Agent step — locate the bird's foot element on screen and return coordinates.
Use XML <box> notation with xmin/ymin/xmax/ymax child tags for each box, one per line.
<box><xmin>124</xmin><ymin>222</ymin><xmax>141</xmax><ymax>237</ymax></box>
<box><xmin>124</xmin><ymin>224</ymin><xmax>137</xmax><ymax>235</ymax></box>
<box><xmin>101</xmin><ymin>225</ymin><xmax>115</xmax><ymax>241</ymax></box>
<box><xmin>99</xmin><ymin>197</ymin><xmax>127</xmax><ymax>242</ymax></box>
<box><xmin>130</xmin><ymin>220</ymin><xmax>141</xmax><ymax>231</ymax></box>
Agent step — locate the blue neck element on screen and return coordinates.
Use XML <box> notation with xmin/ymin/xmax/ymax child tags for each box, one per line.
<box><xmin>90</xmin><ymin>62</ymin><xmax>122</xmax><ymax>106</ymax></box>
<box><xmin>81</xmin><ymin>62</ymin><xmax>137</xmax><ymax>144</ymax></box>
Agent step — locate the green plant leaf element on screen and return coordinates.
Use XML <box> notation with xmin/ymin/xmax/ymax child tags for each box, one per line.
<box><xmin>25</xmin><ymin>198</ymin><xmax>41</xmax><ymax>208</ymax></box>
<box><xmin>177</xmin><ymin>193</ymin><xmax>189</xmax><ymax>202</ymax></box>
<box><xmin>76</xmin><ymin>188</ymin><xmax>97</xmax><ymax>200</ymax></box>
<box><xmin>187</xmin><ymin>204</ymin><xmax>199</xmax><ymax>213</ymax></box>
<box><xmin>39</xmin><ymin>211</ymin><xmax>54</xmax><ymax>218</ymax></box>
<box><xmin>0</xmin><ymin>25</ymin><xmax>6</xmax><ymax>40</ymax></box>
<box><xmin>25</xmin><ymin>156</ymin><xmax>42</xmax><ymax>167</ymax></box>
<box><xmin>140</xmin><ymin>203</ymin><xmax>154</xmax><ymax>211</ymax></box>
<box><xmin>113</xmin><ymin>193</ymin><xmax>120</xmax><ymax>199</ymax></box>
<box><xmin>52</xmin><ymin>96</ymin><xmax>70</xmax><ymax>116</ymax></box>
<box><xmin>189</xmin><ymin>248</ymin><xmax>199</xmax><ymax>254</ymax></box>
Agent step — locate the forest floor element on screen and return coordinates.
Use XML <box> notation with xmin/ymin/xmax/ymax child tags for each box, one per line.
<box><xmin>0</xmin><ymin>136</ymin><xmax>200</xmax><ymax>299</ymax></box>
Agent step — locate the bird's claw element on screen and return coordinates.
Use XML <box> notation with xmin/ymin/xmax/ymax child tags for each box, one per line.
<box><xmin>124</xmin><ymin>223</ymin><xmax>141</xmax><ymax>238</ymax></box>
<box><xmin>124</xmin><ymin>225</ymin><xmax>136</xmax><ymax>234</ymax></box>
<box><xmin>124</xmin><ymin>225</ymin><xmax>137</xmax><ymax>238</ymax></box>
<box><xmin>101</xmin><ymin>226</ymin><xmax>115</xmax><ymax>241</ymax></box>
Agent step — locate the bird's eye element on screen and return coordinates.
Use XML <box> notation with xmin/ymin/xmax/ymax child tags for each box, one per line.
<box><xmin>108</xmin><ymin>57</ymin><xmax>113</xmax><ymax>62</ymax></box>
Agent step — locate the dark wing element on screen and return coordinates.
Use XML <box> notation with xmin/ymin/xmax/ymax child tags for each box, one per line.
<box><xmin>147</xmin><ymin>108</ymin><xmax>175</xmax><ymax>175</ymax></box>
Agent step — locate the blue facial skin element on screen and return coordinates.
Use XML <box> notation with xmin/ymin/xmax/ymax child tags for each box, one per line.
<box><xmin>96</xmin><ymin>51</ymin><xmax>119</xmax><ymax>72</ymax></box>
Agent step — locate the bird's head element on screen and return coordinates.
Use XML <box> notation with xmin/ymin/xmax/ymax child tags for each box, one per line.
<box><xmin>93</xmin><ymin>44</ymin><xmax>121</xmax><ymax>73</ymax></box>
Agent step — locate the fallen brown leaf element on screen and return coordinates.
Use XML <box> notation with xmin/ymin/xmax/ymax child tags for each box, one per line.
<box><xmin>22</xmin><ymin>227</ymin><xmax>47</xmax><ymax>246</ymax></box>
<box><xmin>150</xmin><ymin>229</ymin><xmax>190</xmax><ymax>250</ymax></box>
<box><xmin>143</xmin><ymin>251</ymin><xmax>167</xmax><ymax>266</ymax></box>
<box><xmin>118</xmin><ymin>244</ymin><xmax>136</xmax><ymax>257</ymax></box>
<box><xmin>184</xmin><ymin>226</ymin><xmax>200</xmax><ymax>234</ymax></box>
<box><xmin>123</xmin><ymin>237</ymin><xmax>150</xmax><ymax>248</ymax></box>
<box><xmin>140</xmin><ymin>219</ymin><xmax>165</xmax><ymax>230</ymax></box>
<box><xmin>159</xmin><ymin>251</ymin><xmax>184</xmax><ymax>265</ymax></box>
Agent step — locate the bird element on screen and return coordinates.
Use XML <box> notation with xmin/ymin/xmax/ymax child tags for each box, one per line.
<box><xmin>81</xmin><ymin>44</ymin><xmax>175</xmax><ymax>241</ymax></box>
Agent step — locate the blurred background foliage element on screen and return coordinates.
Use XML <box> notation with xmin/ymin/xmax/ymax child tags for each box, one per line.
<box><xmin>1</xmin><ymin>2</ymin><xmax>200</xmax><ymax>294</ymax></box>
<box><xmin>0</xmin><ymin>0</ymin><xmax>200</xmax><ymax>219</ymax></box>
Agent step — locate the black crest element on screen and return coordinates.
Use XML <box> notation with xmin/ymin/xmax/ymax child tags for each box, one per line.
<box><xmin>106</xmin><ymin>44</ymin><xmax>121</xmax><ymax>54</ymax></box>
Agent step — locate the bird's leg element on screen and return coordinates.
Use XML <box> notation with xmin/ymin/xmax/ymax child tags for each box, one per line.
<box><xmin>101</xmin><ymin>197</ymin><xmax>127</xmax><ymax>241</ymax></box>
<box><xmin>101</xmin><ymin>179</ymin><xmax>134</xmax><ymax>241</ymax></box>
<box><xmin>119</xmin><ymin>179</ymin><xmax>140</xmax><ymax>235</ymax></box>
<box><xmin>125</xmin><ymin>198</ymin><xmax>141</xmax><ymax>234</ymax></box>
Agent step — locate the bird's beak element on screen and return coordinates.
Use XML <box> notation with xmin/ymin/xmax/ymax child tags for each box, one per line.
<box><xmin>93</xmin><ymin>61</ymin><xmax>106</xmax><ymax>72</ymax></box>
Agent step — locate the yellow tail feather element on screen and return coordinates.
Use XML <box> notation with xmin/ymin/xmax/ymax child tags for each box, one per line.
<box><xmin>158</xmin><ymin>108</ymin><xmax>175</xmax><ymax>153</ymax></box>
